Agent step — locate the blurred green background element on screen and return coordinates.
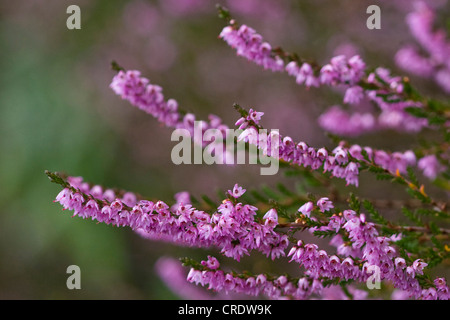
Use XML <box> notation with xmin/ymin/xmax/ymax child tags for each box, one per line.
<box><xmin>0</xmin><ymin>0</ymin><xmax>448</xmax><ymax>299</ymax></box>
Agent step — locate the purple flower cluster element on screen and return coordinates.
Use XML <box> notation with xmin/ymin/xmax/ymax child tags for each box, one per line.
<box><xmin>219</xmin><ymin>24</ymin><xmax>285</xmax><ymax>72</ymax></box>
<box><xmin>187</xmin><ymin>256</ymin><xmax>324</xmax><ymax>300</ymax></box>
<box><xmin>286</xmin><ymin>54</ymin><xmax>365</xmax><ymax>88</ymax></box>
<box><xmin>110</xmin><ymin>67</ymin><xmax>437</xmax><ymax>187</ymax></box>
<box><xmin>288</xmin><ymin>240</ymin><xmax>367</xmax><ymax>282</ymax></box>
<box><xmin>318</xmin><ymin>105</ymin><xmax>377</xmax><ymax>137</ymax></box>
<box><xmin>44</xmin><ymin>2</ymin><xmax>450</xmax><ymax>301</ymax></box>
<box><xmin>54</xmin><ymin>178</ymin><xmax>288</xmax><ymax>262</ymax></box>
<box><xmin>219</xmin><ymin>20</ymin><xmax>431</xmax><ymax>136</ymax></box>
<box><xmin>392</xmin><ymin>274</ymin><xmax>450</xmax><ymax>300</ymax></box>
<box><xmin>417</xmin><ymin>154</ymin><xmax>446</xmax><ymax>180</ymax></box>
<box><xmin>110</xmin><ymin>70</ymin><xmax>180</xmax><ymax>128</ymax></box>
<box><xmin>236</xmin><ymin>113</ymin><xmax>419</xmax><ymax>186</ymax></box>
<box><xmin>110</xmin><ymin>70</ymin><xmax>230</xmax><ymax>145</ymax></box>
<box><xmin>294</xmin><ymin>198</ymin><xmax>449</xmax><ymax>300</ymax></box>
<box><xmin>341</xmin><ymin>212</ymin><xmax>422</xmax><ymax>293</ymax></box>
<box><xmin>318</xmin><ymin>66</ymin><xmax>429</xmax><ymax>136</ymax></box>
<box><xmin>52</xmin><ymin>174</ymin><xmax>449</xmax><ymax>299</ymax></box>
<box><xmin>396</xmin><ymin>1</ymin><xmax>450</xmax><ymax>93</ymax></box>
<box><xmin>228</xmin><ymin>183</ymin><xmax>246</xmax><ymax>198</ymax></box>
<box><xmin>363</xmin><ymin>68</ymin><xmax>428</xmax><ymax>133</ymax></box>
<box><xmin>65</xmin><ymin>176</ymin><xmax>138</xmax><ymax>206</ymax></box>
<box><xmin>318</xmin><ymin>100</ymin><xmax>428</xmax><ymax>137</ymax></box>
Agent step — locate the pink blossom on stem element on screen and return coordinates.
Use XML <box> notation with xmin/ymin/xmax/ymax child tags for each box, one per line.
<box><xmin>418</xmin><ymin>155</ymin><xmax>445</xmax><ymax>180</ymax></box>
<box><xmin>53</xmin><ymin>178</ymin><xmax>289</xmax><ymax>263</ymax></box>
<box><xmin>228</xmin><ymin>183</ymin><xmax>246</xmax><ymax>198</ymax></box>
<box><xmin>219</xmin><ymin>24</ymin><xmax>284</xmax><ymax>72</ymax></box>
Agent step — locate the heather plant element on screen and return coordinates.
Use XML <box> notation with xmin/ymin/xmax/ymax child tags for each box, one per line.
<box><xmin>46</xmin><ymin>3</ymin><xmax>449</xmax><ymax>300</ymax></box>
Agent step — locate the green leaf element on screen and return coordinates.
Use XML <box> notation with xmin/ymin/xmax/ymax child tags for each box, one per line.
<box><xmin>405</xmin><ymin>188</ymin><xmax>430</xmax><ymax>204</ymax></box>
<box><xmin>406</xmin><ymin>167</ymin><xmax>419</xmax><ymax>187</ymax></box>
<box><xmin>276</xmin><ymin>183</ymin><xmax>295</xmax><ymax>197</ymax></box>
<box><xmin>261</xmin><ymin>185</ymin><xmax>281</xmax><ymax>201</ymax></box>
<box><xmin>306</xmin><ymin>192</ymin><xmax>317</xmax><ymax>203</ymax></box>
<box><xmin>430</xmin><ymin>236</ymin><xmax>445</xmax><ymax>251</ymax></box>
<box><xmin>401</xmin><ymin>207</ymin><xmax>423</xmax><ymax>226</ymax></box>
<box><xmin>426</xmin><ymin>249</ymin><xmax>443</xmax><ymax>268</ymax></box>
<box><xmin>250</xmin><ymin>190</ymin><xmax>269</xmax><ymax>204</ymax></box>
<box><xmin>404</xmin><ymin>107</ymin><xmax>428</xmax><ymax>118</ymax></box>
<box><xmin>427</xmin><ymin>99</ymin><xmax>450</xmax><ymax>113</ymax></box>
<box><xmin>313</xmin><ymin>229</ymin><xmax>337</xmax><ymax>238</ymax></box>
<box><xmin>428</xmin><ymin>115</ymin><xmax>446</xmax><ymax>126</ymax></box>
<box><xmin>283</xmin><ymin>169</ymin><xmax>302</xmax><ymax>177</ymax></box>
<box><xmin>303</xmin><ymin>215</ymin><xmax>325</xmax><ymax>228</ymax></box>
<box><xmin>368</xmin><ymin>166</ymin><xmax>386</xmax><ymax>174</ymax></box>
<box><xmin>376</xmin><ymin>173</ymin><xmax>393</xmax><ymax>181</ymax></box>
<box><xmin>216</xmin><ymin>4</ymin><xmax>232</xmax><ymax>22</ymax></box>
<box><xmin>348</xmin><ymin>193</ymin><xmax>361</xmax><ymax>214</ymax></box>
<box><xmin>428</xmin><ymin>221</ymin><xmax>440</xmax><ymax>235</ymax></box>
<box><xmin>396</xmin><ymin>235</ymin><xmax>420</xmax><ymax>254</ymax></box>
<box><xmin>362</xmin><ymin>199</ymin><xmax>388</xmax><ymax>225</ymax></box>
<box><xmin>392</xmin><ymin>177</ymin><xmax>407</xmax><ymax>185</ymax></box>
<box><xmin>110</xmin><ymin>60</ymin><xmax>125</xmax><ymax>72</ymax></box>
<box><xmin>360</xmin><ymin>149</ymin><xmax>371</xmax><ymax>162</ymax></box>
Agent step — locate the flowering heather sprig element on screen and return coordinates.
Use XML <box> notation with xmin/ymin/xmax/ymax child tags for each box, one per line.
<box><xmin>48</xmin><ymin>169</ymin><xmax>449</xmax><ymax>299</ymax></box>
<box><xmin>287</xmin><ymin>54</ymin><xmax>366</xmax><ymax>88</ymax></box>
<box><xmin>318</xmin><ymin>66</ymin><xmax>432</xmax><ymax>136</ymax></box>
<box><xmin>65</xmin><ymin>175</ymin><xmax>139</xmax><ymax>206</ymax></box>
<box><xmin>218</xmin><ymin>8</ymin><xmax>446</xmax><ymax>136</ymax></box>
<box><xmin>417</xmin><ymin>154</ymin><xmax>446</xmax><ymax>180</ymax></box>
<box><xmin>396</xmin><ymin>1</ymin><xmax>450</xmax><ymax>93</ymax></box>
<box><xmin>362</xmin><ymin>68</ymin><xmax>429</xmax><ymax>133</ymax></box>
<box><xmin>235</xmin><ymin>106</ymin><xmax>420</xmax><ymax>186</ymax></box>
<box><xmin>287</xmin><ymin>240</ymin><xmax>367</xmax><ymax>282</ymax></box>
<box><xmin>395</xmin><ymin>47</ymin><xmax>434</xmax><ymax>77</ymax></box>
<box><xmin>50</xmin><ymin>172</ymin><xmax>288</xmax><ymax>262</ymax></box>
<box><xmin>219</xmin><ymin>23</ymin><xmax>285</xmax><ymax>72</ymax></box>
<box><xmin>110</xmin><ymin>69</ymin><xmax>231</xmax><ymax>144</ymax></box>
<box><xmin>183</xmin><ymin>256</ymin><xmax>324</xmax><ymax>300</ymax></box>
<box><xmin>110</xmin><ymin>70</ymin><xmax>181</xmax><ymax>128</ymax></box>
<box><xmin>219</xmin><ymin>20</ymin><xmax>369</xmax><ymax>91</ymax></box>
<box><xmin>46</xmin><ymin>5</ymin><xmax>450</xmax><ymax>301</ymax></box>
<box><xmin>286</xmin><ymin>199</ymin><xmax>450</xmax><ymax>299</ymax></box>
<box><xmin>318</xmin><ymin>103</ymin><xmax>428</xmax><ymax>137</ymax></box>
<box><xmin>318</xmin><ymin>106</ymin><xmax>377</xmax><ymax>137</ymax></box>
<box><xmin>156</xmin><ymin>256</ymin><xmax>249</xmax><ymax>299</ymax></box>
<box><xmin>110</xmin><ymin>69</ymin><xmax>445</xmax><ymax>186</ymax></box>
<box><xmin>155</xmin><ymin>256</ymin><xmax>213</xmax><ymax>300</ymax></box>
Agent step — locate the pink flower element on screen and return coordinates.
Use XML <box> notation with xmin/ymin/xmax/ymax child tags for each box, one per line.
<box><xmin>343</xmin><ymin>86</ymin><xmax>364</xmax><ymax>105</ymax></box>
<box><xmin>201</xmin><ymin>256</ymin><xmax>220</xmax><ymax>270</ymax></box>
<box><xmin>412</xmin><ymin>259</ymin><xmax>428</xmax><ymax>276</ymax></box>
<box><xmin>298</xmin><ymin>201</ymin><xmax>314</xmax><ymax>217</ymax></box>
<box><xmin>418</xmin><ymin>155</ymin><xmax>445</xmax><ymax>180</ymax></box>
<box><xmin>263</xmin><ymin>208</ymin><xmax>278</xmax><ymax>228</ymax></box>
<box><xmin>247</xmin><ymin>108</ymin><xmax>264</xmax><ymax>124</ymax></box>
<box><xmin>228</xmin><ymin>183</ymin><xmax>246</xmax><ymax>198</ymax></box>
<box><xmin>317</xmin><ymin>197</ymin><xmax>334</xmax><ymax>212</ymax></box>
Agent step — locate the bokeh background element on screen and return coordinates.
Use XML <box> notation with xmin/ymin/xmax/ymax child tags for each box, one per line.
<box><xmin>0</xmin><ymin>0</ymin><xmax>448</xmax><ymax>299</ymax></box>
